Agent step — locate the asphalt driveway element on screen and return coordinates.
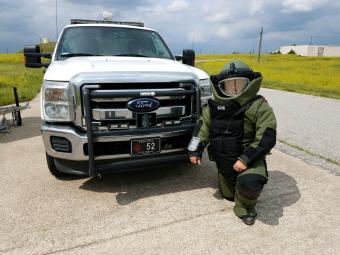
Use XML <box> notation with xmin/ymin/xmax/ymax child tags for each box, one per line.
<box><xmin>261</xmin><ymin>88</ymin><xmax>340</xmax><ymax>165</ymax></box>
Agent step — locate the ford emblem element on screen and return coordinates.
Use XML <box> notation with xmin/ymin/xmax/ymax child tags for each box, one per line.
<box><xmin>127</xmin><ymin>98</ymin><xmax>160</xmax><ymax>112</ymax></box>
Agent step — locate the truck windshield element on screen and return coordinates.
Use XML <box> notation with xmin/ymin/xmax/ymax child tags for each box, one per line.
<box><xmin>56</xmin><ymin>26</ymin><xmax>174</xmax><ymax>60</ymax></box>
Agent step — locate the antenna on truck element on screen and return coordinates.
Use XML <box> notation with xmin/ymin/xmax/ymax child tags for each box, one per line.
<box><xmin>102</xmin><ymin>11</ymin><xmax>113</xmax><ymax>21</ymax></box>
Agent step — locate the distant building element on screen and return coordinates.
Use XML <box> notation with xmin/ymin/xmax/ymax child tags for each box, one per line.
<box><xmin>42</xmin><ymin>37</ymin><xmax>50</xmax><ymax>44</ymax></box>
<box><xmin>280</xmin><ymin>45</ymin><xmax>340</xmax><ymax>57</ymax></box>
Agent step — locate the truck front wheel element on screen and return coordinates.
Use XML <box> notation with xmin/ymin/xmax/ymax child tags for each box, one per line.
<box><xmin>46</xmin><ymin>153</ymin><xmax>68</xmax><ymax>178</ymax></box>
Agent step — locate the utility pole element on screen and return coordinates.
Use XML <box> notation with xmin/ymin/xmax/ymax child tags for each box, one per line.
<box><xmin>257</xmin><ymin>27</ymin><xmax>263</xmax><ymax>63</ymax></box>
<box><xmin>192</xmin><ymin>33</ymin><xmax>195</xmax><ymax>51</ymax></box>
<box><xmin>37</xmin><ymin>35</ymin><xmax>42</xmax><ymax>51</ymax></box>
<box><xmin>55</xmin><ymin>0</ymin><xmax>58</xmax><ymax>40</ymax></box>
<box><xmin>309</xmin><ymin>36</ymin><xmax>313</xmax><ymax>45</ymax></box>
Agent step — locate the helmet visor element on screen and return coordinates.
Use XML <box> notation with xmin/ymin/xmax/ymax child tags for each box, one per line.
<box><xmin>217</xmin><ymin>77</ymin><xmax>250</xmax><ymax>96</ymax></box>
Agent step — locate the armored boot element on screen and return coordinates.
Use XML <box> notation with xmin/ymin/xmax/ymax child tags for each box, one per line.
<box><xmin>234</xmin><ymin>190</ymin><xmax>257</xmax><ymax>225</ymax></box>
<box><xmin>233</xmin><ymin>170</ymin><xmax>267</xmax><ymax>225</ymax></box>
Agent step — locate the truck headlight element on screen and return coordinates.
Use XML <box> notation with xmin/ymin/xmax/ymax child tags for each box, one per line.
<box><xmin>199</xmin><ymin>79</ymin><xmax>212</xmax><ymax>104</ymax></box>
<box><xmin>41</xmin><ymin>81</ymin><xmax>75</xmax><ymax>121</ymax></box>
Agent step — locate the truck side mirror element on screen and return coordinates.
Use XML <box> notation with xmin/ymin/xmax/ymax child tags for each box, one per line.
<box><xmin>175</xmin><ymin>55</ymin><xmax>183</xmax><ymax>61</ymax></box>
<box><xmin>182</xmin><ymin>49</ymin><xmax>195</xmax><ymax>67</ymax></box>
<box><xmin>24</xmin><ymin>45</ymin><xmax>42</xmax><ymax>68</ymax></box>
<box><xmin>24</xmin><ymin>45</ymin><xmax>51</xmax><ymax>68</ymax></box>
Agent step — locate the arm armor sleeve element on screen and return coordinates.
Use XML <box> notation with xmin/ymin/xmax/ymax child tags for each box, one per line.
<box><xmin>238</xmin><ymin>100</ymin><xmax>277</xmax><ymax>166</ymax></box>
<box><xmin>188</xmin><ymin>104</ymin><xmax>211</xmax><ymax>158</ymax></box>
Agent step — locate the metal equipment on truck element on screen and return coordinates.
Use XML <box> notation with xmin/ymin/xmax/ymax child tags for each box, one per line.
<box><xmin>0</xmin><ymin>87</ymin><xmax>30</xmax><ymax>133</ymax></box>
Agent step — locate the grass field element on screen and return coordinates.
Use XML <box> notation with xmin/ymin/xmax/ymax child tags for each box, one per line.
<box><xmin>1</xmin><ymin>53</ymin><xmax>340</xmax><ymax>106</ymax></box>
<box><xmin>0</xmin><ymin>54</ymin><xmax>44</xmax><ymax>106</ymax></box>
<box><xmin>0</xmin><ymin>42</ymin><xmax>55</xmax><ymax>106</ymax></box>
<box><xmin>196</xmin><ymin>54</ymin><xmax>340</xmax><ymax>100</ymax></box>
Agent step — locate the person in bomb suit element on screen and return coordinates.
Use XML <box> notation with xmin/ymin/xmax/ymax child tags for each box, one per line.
<box><xmin>188</xmin><ymin>60</ymin><xmax>277</xmax><ymax>225</ymax></box>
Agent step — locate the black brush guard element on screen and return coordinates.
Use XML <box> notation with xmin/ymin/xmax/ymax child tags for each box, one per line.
<box><xmin>83</xmin><ymin>85</ymin><xmax>201</xmax><ymax>177</ymax></box>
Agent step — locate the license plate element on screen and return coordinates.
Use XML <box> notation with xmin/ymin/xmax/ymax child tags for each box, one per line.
<box><xmin>131</xmin><ymin>138</ymin><xmax>161</xmax><ymax>156</ymax></box>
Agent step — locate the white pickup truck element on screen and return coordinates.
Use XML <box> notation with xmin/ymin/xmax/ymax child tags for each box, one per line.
<box><xmin>24</xmin><ymin>19</ymin><xmax>210</xmax><ymax>178</ymax></box>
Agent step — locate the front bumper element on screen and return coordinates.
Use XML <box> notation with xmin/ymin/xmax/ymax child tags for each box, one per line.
<box><xmin>53</xmin><ymin>152</ymin><xmax>188</xmax><ymax>175</ymax></box>
<box><xmin>42</xmin><ymin>123</ymin><xmax>194</xmax><ymax>161</ymax></box>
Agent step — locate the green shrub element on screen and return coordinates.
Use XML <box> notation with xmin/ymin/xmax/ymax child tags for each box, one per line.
<box><xmin>288</xmin><ymin>49</ymin><xmax>296</xmax><ymax>55</ymax></box>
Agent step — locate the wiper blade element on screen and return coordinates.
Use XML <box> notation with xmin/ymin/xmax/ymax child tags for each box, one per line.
<box><xmin>61</xmin><ymin>53</ymin><xmax>102</xmax><ymax>57</ymax></box>
<box><xmin>112</xmin><ymin>53</ymin><xmax>149</xmax><ymax>58</ymax></box>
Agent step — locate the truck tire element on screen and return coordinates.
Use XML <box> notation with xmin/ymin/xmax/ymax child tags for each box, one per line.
<box><xmin>46</xmin><ymin>153</ymin><xmax>68</xmax><ymax>178</ymax></box>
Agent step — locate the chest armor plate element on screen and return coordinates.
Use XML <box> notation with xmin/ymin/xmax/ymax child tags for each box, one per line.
<box><xmin>208</xmin><ymin>100</ymin><xmax>245</xmax><ymax>171</ymax></box>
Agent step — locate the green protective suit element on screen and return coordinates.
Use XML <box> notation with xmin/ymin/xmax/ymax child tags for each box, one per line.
<box><xmin>189</xmin><ymin>61</ymin><xmax>277</xmax><ymax>218</ymax></box>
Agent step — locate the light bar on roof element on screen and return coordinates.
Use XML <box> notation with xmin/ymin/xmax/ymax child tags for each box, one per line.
<box><xmin>70</xmin><ymin>19</ymin><xmax>144</xmax><ymax>27</ymax></box>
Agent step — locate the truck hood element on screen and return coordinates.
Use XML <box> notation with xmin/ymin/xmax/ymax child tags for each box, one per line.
<box><xmin>44</xmin><ymin>57</ymin><xmax>209</xmax><ymax>83</ymax></box>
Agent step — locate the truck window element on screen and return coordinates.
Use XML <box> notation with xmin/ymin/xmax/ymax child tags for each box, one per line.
<box><xmin>56</xmin><ymin>26</ymin><xmax>174</xmax><ymax>60</ymax></box>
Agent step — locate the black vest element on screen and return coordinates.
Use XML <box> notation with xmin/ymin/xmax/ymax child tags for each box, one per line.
<box><xmin>208</xmin><ymin>96</ymin><xmax>262</xmax><ymax>175</ymax></box>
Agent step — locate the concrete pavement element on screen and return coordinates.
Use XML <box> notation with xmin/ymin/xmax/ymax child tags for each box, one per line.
<box><xmin>1</xmin><ymin>93</ymin><xmax>340</xmax><ymax>254</ymax></box>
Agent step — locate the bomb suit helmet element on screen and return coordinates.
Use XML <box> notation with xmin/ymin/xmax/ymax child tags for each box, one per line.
<box><xmin>210</xmin><ymin>60</ymin><xmax>261</xmax><ymax>98</ymax></box>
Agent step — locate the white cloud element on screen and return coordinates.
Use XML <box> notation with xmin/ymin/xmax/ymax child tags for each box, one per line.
<box><xmin>249</xmin><ymin>0</ymin><xmax>266</xmax><ymax>15</ymax></box>
<box><xmin>282</xmin><ymin>0</ymin><xmax>329</xmax><ymax>13</ymax></box>
<box><xmin>216</xmin><ymin>26</ymin><xmax>230</xmax><ymax>39</ymax></box>
<box><xmin>1</xmin><ymin>0</ymin><xmax>340</xmax><ymax>53</ymax></box>
<box><xmin>205</xmin><ymin>11</ymin><xmax>230</xmax><ymax>22</ymax></box>
<box><xmin>187</xmin><ymin>31</ymin><xmax>206</xmax><ymax>43</ymax></box>
<box><xmin>265</xmin><ymin>30</ymin><xmax>307</xmax><ymax>41</ymax></box>
<box><xmin>165</xmin><ymin>0</ymin><xmax>189</xmax><ymax>12</ymax></box>
<box><xmin>203</xmin><ymin>0</ymin><xmax>271</xmax><ymax>22</ymax></box>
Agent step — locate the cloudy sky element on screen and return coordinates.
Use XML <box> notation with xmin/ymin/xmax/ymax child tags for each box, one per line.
<box><xmin>1</xmin><ymin>0</ymin><xmax>340</xmax><ymax>53</ymax></box>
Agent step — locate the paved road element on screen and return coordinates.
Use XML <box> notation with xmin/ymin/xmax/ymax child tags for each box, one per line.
<box><xmin>260</xmin><ymin>88</ymin><xmax>340</xmax><ymax>164</ymax></box>
<box><xmin>195</xmin><ymin>58</ymin><xmax>230</xmax><ymax>63</ymax></box>
<box><xmin>1</xmin><ymin>93</ymin><xmax>340</xmax><ymax>254</ymax></box>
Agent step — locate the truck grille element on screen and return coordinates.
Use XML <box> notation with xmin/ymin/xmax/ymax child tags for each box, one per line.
<box><xmin>81</xmin><ymin>82</ymin><xmax>197</xmax><ymax>130</ymax></box>
<box><xmin>80</xmin><ymin>81</ymin><xmax>199</xmax><ymax>175</ymax></box>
